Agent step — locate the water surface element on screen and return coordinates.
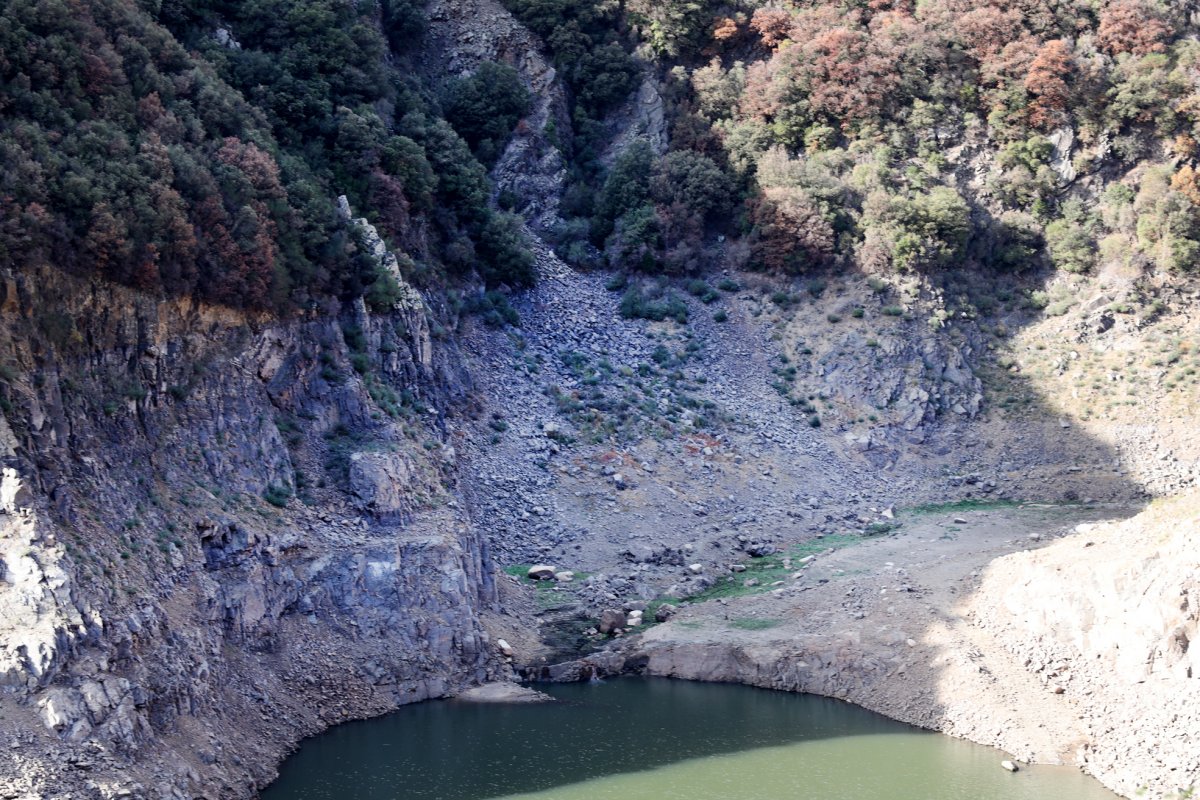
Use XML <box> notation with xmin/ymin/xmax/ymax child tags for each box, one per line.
<box><xmin>262</xmin><ymin>678</ymin><xmax>1115</xmax><ymax>800</ymax></box>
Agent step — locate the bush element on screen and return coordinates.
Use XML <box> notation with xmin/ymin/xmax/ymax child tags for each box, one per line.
<box><xmin>686</xmin><ymin>279</ymin><xmax>720</xmax><ymax>304</ymax></box>
<box><xmin>466</xmin><ymin>290</ymin><xmax>521</xmax><ymax>327</ymax></box>
<box><xmin>1044</xmin><ymin>201</ymin><xmax>1098</xmax><ymax>274</ymax></box>
<box><xmin>264</xmin><ymin>484</ymin><xmax>293</xmax><ymax>508</ymax></box>
<box><xmin>476</xmin><ymin>212</ymin><xmax>535</xmax><ymax>287</ymax></box>
<box><xmin>444</xmin><ymin>62</ymin><xmax>531</xmax><ymax>166</ymax></box>
<box><xmin>619</xmin><ymin>284</ymin><xmax>689</xmax><ymax>323</ymax></box>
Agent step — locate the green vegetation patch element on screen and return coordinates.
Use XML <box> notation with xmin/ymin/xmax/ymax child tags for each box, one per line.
<box><xmin>685</xmin><ymin>533</ymin><xmax>863</xmax><ymax>604</ymax></box>
<box><xmin>906</xmin><ymin>499</ymin><xmax>1020</xmax><ymax>516</ymax></box>
<box><xmin>728</xmin><ymin>617</ymin><xmax>784</xmax><ymax>631</ymax></box>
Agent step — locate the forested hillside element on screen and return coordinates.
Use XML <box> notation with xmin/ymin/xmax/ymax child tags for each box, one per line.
<box><xmin>531</xmin><ymin>0</ymin><xmax>1200</xmax><ymax>285</ymax></box>
<box><xmin>3</xmin><ymin>0</ymin><xmax>1199</xmax><ymax>316</ymax></box>
<box><xmin>0</xmin><ymin>0</ymin><xmax>532</xmax><ymax>315</ymax></box>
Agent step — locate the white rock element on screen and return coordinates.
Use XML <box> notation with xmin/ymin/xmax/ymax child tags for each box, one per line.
<box><xmin>527</xmin><ymin>565</ymin><xmax>556</xmax><ymax>581</ymax></box>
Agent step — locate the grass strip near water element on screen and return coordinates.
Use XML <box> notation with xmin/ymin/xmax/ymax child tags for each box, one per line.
<box><xmin>906</xmin><ymin>499</ymin><xmax>1020</xmax><ymax>516</ymax></box>
<box><xmin>683</xmin><ymin>533</ymin><xmax>864</xmax><ymax>604</ymax></box>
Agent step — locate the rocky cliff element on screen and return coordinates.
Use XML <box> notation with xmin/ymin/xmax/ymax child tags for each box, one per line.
<box><xmin>0</xmin><ymin>260</ymin><xmax>505</xmax><ymax>798</ymax></box>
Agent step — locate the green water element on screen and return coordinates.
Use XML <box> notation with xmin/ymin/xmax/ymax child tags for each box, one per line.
<box><xmin>261</xmin><ymin>678</ymin><xmax>1116</xmax><ymax>800</ymax></box>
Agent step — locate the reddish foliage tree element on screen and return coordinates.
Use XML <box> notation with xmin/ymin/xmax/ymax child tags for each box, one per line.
<box><xmin>951</xmin><ymin>5</ymin><xmax>1026</xmax><ymax>62</ymax></box>
<box><xmin>84</xmin><ymin>203</ymin><xmax>132</xmax><ymax>281</ymax></box>
<box><xmin>216</xmin><ymin>138</ymin><xmax>285</xmax><ymax>199</ymax></box>
<box><xmin>1097</xmin><ymin>0</ymin><xmax>1172</xmax><ymax>56</ymax></box>
<box><xmin>367</xmin><ymin>170</ymin><xmax>411</xmax><ymax>244</ymax></box>
<box><xmin>739</xmin><ymin>59</ymin><xmax>785</xmax><ymax>120</ymax></box>
<box><xmin>1024</xmin><ymin>39</ymin><xmax>1075</xmax><ymax>130</ymax></box>
<box><xmin>1171</xmin><ymin>165</ymin><xmax>1200</xmax><ymax>206</ymax></box>
<box><xmin>750</xmin><ymin>7</ymin><xmax>793</xmax><ymax>49</ymax></box>
<box><xmin>713</xmin><ymin>17</ymin><xmax>739</xmax><ymax>41</ymax></box>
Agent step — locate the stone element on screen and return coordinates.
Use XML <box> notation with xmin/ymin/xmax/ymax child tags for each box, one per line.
<box><xmin>598</xmin><ymin>609</ymin><xmax>627</xmax><ymax>635</ymax></box>
<box><xmin>457</xmin><ymin>684</ymin><xmax>551</xmax><ymax>703</ymax></box>
<box><xmin>554</xmin><ymin>571</ymin><xmax>575</xmax><ymax>582</ymax></box>
<box><xmin>526</xmin><ymin>565</ymin><xmax>556</xmax><ymax>581</ymax></box>
<box><xmin>496</xmin><ymin>639</ymin><xmax>514</xmax><ymax>657</ymax></box>
<box><xmin>654</xmin><ymin>604</ymin><xmax>678</xmax><ymax>623</ymax></box>
<box><xmin>730</xmin><ymin>564</ymin><xmax>747</xmax><ymax>573</ymax></box>
<box><xmin>1001</xmin><ymin>760</ymin><xmax>1019</xmax><ymax>772</ymax></box>
<box><xmin>687</xmin><ymin>563</ymin><xmax>704</xmax><ymax>575</ymax></box>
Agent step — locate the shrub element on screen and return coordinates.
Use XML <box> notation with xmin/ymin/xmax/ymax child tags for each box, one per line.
<box><xmin>264</xmin><ymin>484</ymin><xmax>293</xmax><ymax>508</ymax></box>
<box><xmin>686</xmin><ymin>279</ymin><xmax>720</xmax><ymax>304</ymax></box>
<box><xmin>466</xmin><ymin>290</ymin><xmax>521</xmax><ymax>327</ymax></box>
<box><xmin>476</xmin><ymin>212</ymin><xmax>535</xmax><ymax>287</ymax></box>
<box><xmin>619</xmin><ymin>284</ymin><xmax>688</xmax><ymax>323</ymax></box>
<box><xmin>443</xmin><ymin>62</ymin><xmax>531</xmax><ymax>166</ymax></box>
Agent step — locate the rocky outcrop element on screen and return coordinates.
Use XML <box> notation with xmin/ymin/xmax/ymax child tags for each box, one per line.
<box><xmin>598</xmin><ymin>78</ymin><xmax>669</xmax><ymax>167</ymax></box>
<box><xmin>419</xmin><ymin>0</ymin><xmax>570</xmax><ymax>228</ymax></box>
<box><xmin>0</xmin><ymin>265</ymin><xmax>504</xmax><ymax>798</ymax></box>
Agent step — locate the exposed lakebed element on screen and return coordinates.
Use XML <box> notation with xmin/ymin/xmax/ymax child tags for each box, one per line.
<box><xmin>261</xmin><ymin>678</ymin><xmax>1116</xmax><ymax>799</ymax></box>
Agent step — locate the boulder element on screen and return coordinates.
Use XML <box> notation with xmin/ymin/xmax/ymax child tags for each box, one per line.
<box><xmin>526</xmin><ymin>565</ymin><xmax>556</xmax><ymax>581</ymax></box>
<box><xmin>654</xmin><ymin>604</ymin><xmax>678</xmax><ymax>623</ymax></box>
<box><xmin>496</xmin><ymin>639</ymin><xmax>514</xmax><ymax>657</ymax></box>
<box><xmin>598</xmin><ymin>609</ymin><xmax>627</xmax><ymax>634</ymax></box>
<box><xmin>554</xmin><ymin>571</ymin><xmax>575</xmax><ymax>582</ymax></box>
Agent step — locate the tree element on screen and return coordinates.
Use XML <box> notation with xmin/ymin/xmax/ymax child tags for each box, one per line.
<box><xmin>443</xmin><ymin>62</ymin><xmax>531</xmax><ymax>166</ymax></box>
<box><xmin>649</xmin><ymin>151</ymin><xmax>733</xmax><ymax>220</ymax></box>
<box><xmin>476</xmin><ymin>211</ymin><xmax>535</xmax><ymax>287</ymax></box>
<box><xmin>593</xmin><ymin>140</ymin><xmax>655</xmax><ymax>241</ymax></box>
<box><xmin>750</xmin><ymin>8</ymin><xmax>792</xmax><ymax>49</ymax></box>
<box><xmin>1044</xmin><ymin>200</ymin><xmax>1098</xmax><ymax>273</ymax></box>
<box><xmin>1024</xmin><ymin>39</ymin><xmax>1076</xmax><ymax>130</ymax></box>
<box><xmin>1097</xmin><ymin>0</ymin><xmax>1172</xmax><ymax>57</ymax></box>
<box><xmin>748</xmin><ymin>188</ymin><xmax>836</xmax><ymax>273</ymax></box>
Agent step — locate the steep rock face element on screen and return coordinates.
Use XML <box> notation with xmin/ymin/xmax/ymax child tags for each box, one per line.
<box><xmin>0</xmin><ymin>266</ymin><xmax>502</xmax><ymax>798</ymax></box>
<box><xmin>420</xmin><ymin>0</ymin><xmax>570</xmax><ymax>229</ymax></box>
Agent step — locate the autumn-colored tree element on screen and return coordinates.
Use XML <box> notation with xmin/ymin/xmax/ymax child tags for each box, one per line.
<box><xmin>1097</xmin><ymin>0</ymin><xmax>1172</xmax><ymax>57</ymax></box>
<box><xmin>84</xmin><ymin>204</ymin><xmax>132</xmax><ymax>281</ymax></box>
<box><xmin>367</xmin><ymin>170</ymin><xmax>412</xmax><ymax>245</ymax></box>
<box><xmin>215</xmin><ymin>138</ymin><xmax>286</xmax><ymax>201</ymax></box>
<box><xmin>950</xmin><ymin>6</ymin><xmax>1025</xmax><ymax>62</ymax></box>
<box><xmin>1171</xmin><ymin>165</ymin><xmax>1200</xmax><ymax>207</ymax></box>
<box><xmin>1024</xmin><ymin>39</ymin><xmax>1075</xmax><ymax>130</ymax></box>
<box><xmin>750</xmin><ymin>7</ymin><xmax>792</xmax><ymax>49</ymax></box>
<box><xmin>712</xmin><ymin>17</ymin><xmax>739</xmax><ymax>41</ymax></box>
<box><xmin>738</xmin><ymin>59</ymin><xmax>785</xmax><ymax>121</ymax></box>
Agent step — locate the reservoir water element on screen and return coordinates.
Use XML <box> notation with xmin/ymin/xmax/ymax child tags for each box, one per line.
<box><xmin>261</xmin><ymin>678</ymin><xmax>1116</xmax><ymax>800</ymax></box>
